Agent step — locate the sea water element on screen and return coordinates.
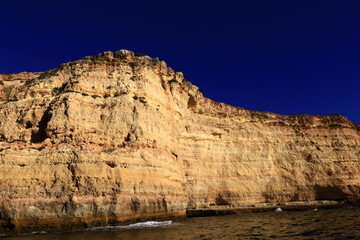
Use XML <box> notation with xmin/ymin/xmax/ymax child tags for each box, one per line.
<box><xmin>3</xmin><ymin>207</ymin><xmax>360</xmax><ymax>239</ymax></box>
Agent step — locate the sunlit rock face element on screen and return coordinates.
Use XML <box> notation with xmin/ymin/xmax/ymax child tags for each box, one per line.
<box><xmin>0</xmin><ymin>50</ymin><xmax>359</xmax><ymax>233</ymax></box>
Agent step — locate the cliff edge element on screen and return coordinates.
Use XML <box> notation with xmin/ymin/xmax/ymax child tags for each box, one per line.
<box><xmin>1</xmin><ymin>50</ymin><xmax>360</xmax><ymax>233</ymax></box>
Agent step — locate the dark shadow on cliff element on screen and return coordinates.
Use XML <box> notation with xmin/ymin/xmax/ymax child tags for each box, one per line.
<box><xmin>31</xmin><ymin>107</ymin><xmax>52</xmax><ymax>143</ymax></box>
<box><xmin>314</xmin><ymin>185</ymin><xmax>349</xmax><ymax>201</ymax></box>
<box><xmin>215</xmin><ymin>194</ymin><xmax>230</xmax><ymax>206</ymax></box>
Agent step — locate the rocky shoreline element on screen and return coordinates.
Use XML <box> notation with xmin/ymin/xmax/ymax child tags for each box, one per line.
<box><xmin>186</xmin><ymin>200</ymin><xmax>347</xmax><ymax>217</ymax></box>
<box><xmin>0</xmin><ymin>201</ymin><xmax>351</xmax><ymax>235</ymax></box>
<box><xmin>0</xmin><ymin>211</ymin><xmax>186</xmax><ymax>235</ymax></box>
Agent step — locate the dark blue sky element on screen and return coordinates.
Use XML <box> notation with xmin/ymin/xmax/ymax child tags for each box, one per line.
<box><xmin>1</xmin><ymin>1</ymin><xmax>359</xmax><ymax>123</ymax></box>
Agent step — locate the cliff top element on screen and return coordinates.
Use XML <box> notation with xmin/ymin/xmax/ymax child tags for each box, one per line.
<box><xmin>0</xmin><ymin>50</ymin><xmax>358</xmax><ymax>128</ymax></box>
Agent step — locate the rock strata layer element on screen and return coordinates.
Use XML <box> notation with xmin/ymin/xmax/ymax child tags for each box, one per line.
<box><xmin>0</xmin><ymin>50</ymin><xmax>360</xmax><ymax>233</ymax></box>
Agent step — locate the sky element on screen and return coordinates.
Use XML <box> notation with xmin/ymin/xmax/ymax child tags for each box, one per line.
<box><xmin>1</xmin><ymin>0</ymin><xmax>359</xmax><ymax>123</ymax></box>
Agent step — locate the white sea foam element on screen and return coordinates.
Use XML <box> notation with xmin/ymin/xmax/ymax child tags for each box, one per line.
<box><xmin>87</xmin><ymin>220</ymin><xmax>175</xmax><ymax>231</ymax></box>
<box><xmin>125</xmin><ymin>221</ymin><xmax>174</xmax><ymax>229</ymax></box>
<box><xmin>276</xmin><ymin>207</ymin><xmax>283</xmax><ymax>212</ymax></box>
<box><xmin>31</xmin><ymin>231</ymin><xmax>46</xmax><ymax>235</ymax></box>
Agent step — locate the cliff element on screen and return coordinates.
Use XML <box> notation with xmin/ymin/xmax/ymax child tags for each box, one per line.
<box><xmin>1</xmin><ymin>50</ymin><xmax>359</xmax><ymax>233</ymax></box>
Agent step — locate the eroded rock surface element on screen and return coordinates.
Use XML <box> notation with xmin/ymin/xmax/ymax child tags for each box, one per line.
<box><xmin>1</xmin><ymin>50</ymin><xmax>360</xmax><ymax>233</ymax></box>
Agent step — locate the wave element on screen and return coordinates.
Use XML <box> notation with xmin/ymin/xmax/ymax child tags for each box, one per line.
<box><xmin>0</xmin><ymin>221</ymin><xmax>175</xmax><ymax>237</ymax></box>
<box><xmin>31</xmin><ymin>231</ymin><xmax>47</xmax><ymax>234</ymax></box>
<box><xmin>86</xmin><ymin>220</ymin><xmax>176</xmax><ymax>231</ymax></box>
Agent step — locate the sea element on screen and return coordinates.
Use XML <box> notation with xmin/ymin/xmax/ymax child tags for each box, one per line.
<box><xmin>2</xmin><ymin>207</ymin><xmax>360</xmax><ymax>240</ymax></box>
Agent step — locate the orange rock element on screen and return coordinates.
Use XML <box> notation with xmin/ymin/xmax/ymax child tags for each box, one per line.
<box><xmin>0</xmin><ymin>50</ymin><xmax>359</xmax><ymax>233</ymax></box>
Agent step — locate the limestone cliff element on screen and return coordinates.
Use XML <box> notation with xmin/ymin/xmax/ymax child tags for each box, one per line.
<box><xmin>0</xmin><ymin>50</ymin><xmax>359</xmax><ymax>233</ymax></box>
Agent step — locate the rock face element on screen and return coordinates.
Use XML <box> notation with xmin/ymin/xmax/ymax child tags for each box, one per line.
<box><xmin>0</xmin><ymin>50</ymin><xmax>360</xmax><ymax>233</ymax></box>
